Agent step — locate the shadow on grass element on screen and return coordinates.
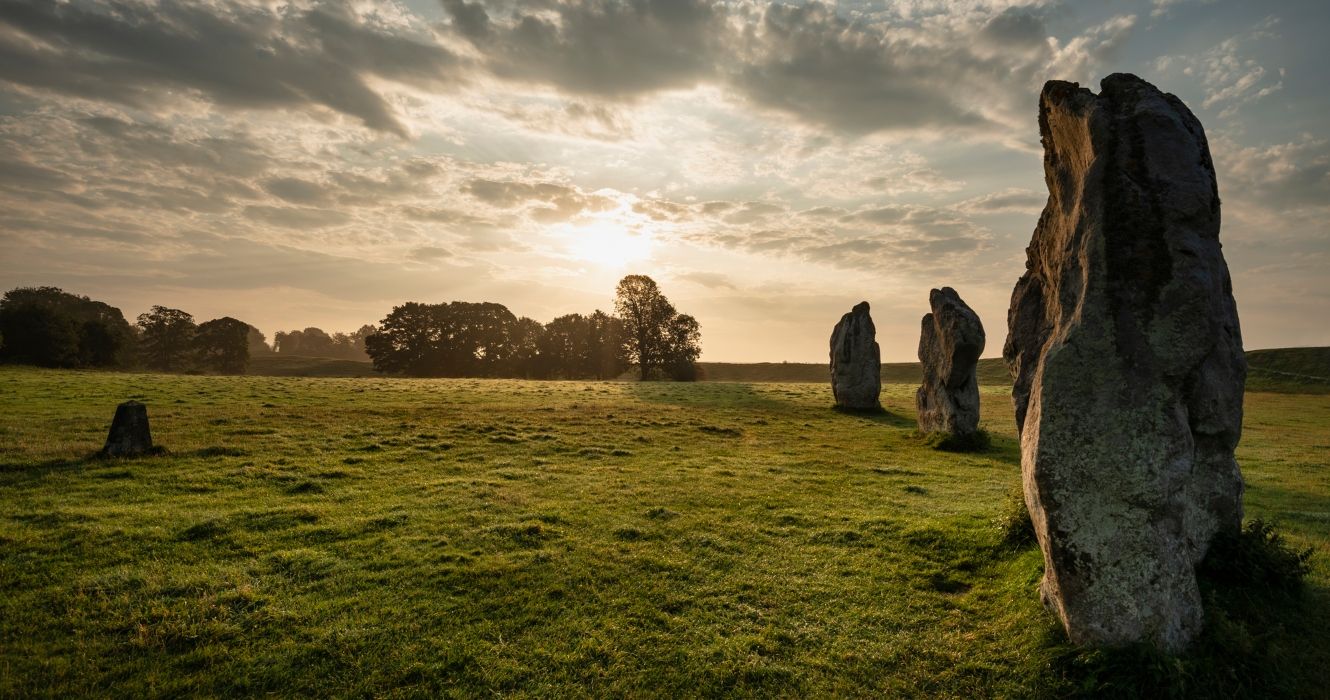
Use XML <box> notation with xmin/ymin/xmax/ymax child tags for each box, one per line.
<box><xmin>984</xmin><ymin>431</ymin><xmax>1021</xmax><ymax>465</ymax></box>
<box><xmin>0</xmin><ymin>446</ymin><xmax>181</xmax><ymax>485</ymax></box>
<box><xmin>830</xmin><ymin>404</ymin><xmax>915</xmax><ymax>428</ymax></box>
<box><xmin>0</xmin><ymin>453</ymin><xmax>105</xmax><ymax>486</ymax></box>
<box><xmin>626</xmin><ymin>380</ymin><xmax>793</xmax><ymax>411</ymax></box>
<box><xmin>0</xmin><ymin>455</ymin><xmax>96</xmax><ymax>475</ymax></box>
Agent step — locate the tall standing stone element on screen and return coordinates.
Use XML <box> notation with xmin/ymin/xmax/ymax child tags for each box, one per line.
<box><xmin>1004</xmin><ymin>74</ymin><xmax>1246</xmax><ymax>652</ymax></box>
<box><xmin>916</xmin><ymin>287</ymin><xmax>985</xmax><ymax>437</ymax></box>
<box><xmin>830</xmin><ymin>301</ymin><xmax>881</xmax><ymax>410</ymax></box>
<box><xmin>101</xmin><ymin>401</ymin><xmax>154</xmax><ymax>457</ymax></box>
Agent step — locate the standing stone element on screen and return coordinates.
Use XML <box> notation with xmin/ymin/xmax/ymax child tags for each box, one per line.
<box><xmin>916</xmin><ymin>287</ymin><xmax>985</xmax><ymax>436</ymax></box>
<box><xmin>101</xmin><ymin>401</ymin><xmax>154</xmax><ymax>457</ymax></box>
<box><xmin>829</xmin><ymin>301</ymin><xmax>881</xmax><ymax>410</ymax></box>
<box><xmin>1003</xmin><ymin>74</ymin><xmax>1246</xmax><ymax>652</ymax></box>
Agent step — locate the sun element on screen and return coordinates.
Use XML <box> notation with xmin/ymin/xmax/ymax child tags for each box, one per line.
<box><xmin>564</xmin><ymin>219</ymin><xmax>654</xmax><ymax>268</ymax></box>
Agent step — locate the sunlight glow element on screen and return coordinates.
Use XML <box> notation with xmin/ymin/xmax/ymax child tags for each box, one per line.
<box><xmin>564</xmin><ymin>219</ymin><xmax>654</xmax><ymax>268</ymax></box>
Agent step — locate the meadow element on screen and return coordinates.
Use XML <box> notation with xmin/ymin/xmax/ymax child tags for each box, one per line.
<box><xmin>1</xmin><ymin>367</ymin><xmax>1327</xmax><ymax>697</ymax></box>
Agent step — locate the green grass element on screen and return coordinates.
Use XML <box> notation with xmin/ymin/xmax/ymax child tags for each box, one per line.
<box><xmin>265</xmin><ymin>347</ymin><xmax>1330</xmax><ymax>395</ymax></box>
<box><xmin>1245</xmin><ymin>347</ymin><xmax>1330</xmax><ymax>393</ymax></box>
<box><xmin>697</xmin><ymin>359</ymin><xmax>1015</xmax><ymax>384</ymax></box>
<box><xmin>247</xmin><ymin>355</ymin><xmax>377</xmax><ymax>378</ymax></box>
<box><xmin>1</xmin><ymin>367</ymin><xmax>1327</xmax><ymax>697</ymax></box>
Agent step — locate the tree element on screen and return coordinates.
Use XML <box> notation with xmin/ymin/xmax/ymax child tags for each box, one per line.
<box><xmin>195</xmin><ymin>317</ymin><xmax>250</xmax><ymax>374</ymax></box>
<box><xmin>505</xmin><ymin>317</ymin><xmax>544</xmax><ymax>378</ymax></box>
<box><xmin>365</xmin><ymin>301</ymin><xmax>535</xmax><ymax>377</ymax></box>
<box><xmin>0</xmin><ymin>286</ymin><xmax>135</xmax><ymax>368</ymax></box>
<box><xmin>588</xmin><ymin>310</ymin><xmax>628</xmax><ymax>379</ymax></box>
<box><xmin>537</xmin><ymin>311</ymin><xmax>627</xmax><ymax>379</ymax></box>
<box><xmin>538</xmin><ymin>313</ymin><xmax>589</xmax><ymax>379</ymax></box>
<box><xmin>614</xmin><ymin>275</ymin><xmax>700</xmax><ymax>380</ymax></box>
<box><xmin>273</xmin><ymin>325</ymin><xmax>373</xmax><ymax>360</ymax></box>
<box><xmin>247</xmin><ymin>325</ymin><xmax>273</xmax><ymax>356</ymax></box>
<box><xmin>137</xmin><ymin>306</ymin><xmax>196</xmax><ymax>371</ymax></box>
<box><xmin>663</xmin><ymin>313</ymin><xmax>702</xmax><ymax>380</ymax></box>
<box><xmin>365</xmin><ymin>303</ymin><xmax>438</xmax><ymax>375</ymax></box>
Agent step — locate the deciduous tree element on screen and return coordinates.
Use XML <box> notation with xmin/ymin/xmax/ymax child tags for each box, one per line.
<box><xmin>0</xmin><ymin>287</ymin><xmax>135</xmax><ymax>368</ymax></box>
<box><xmin>195</xmin><ymin>317</ymin><xmax>251</xmax><ymax>374</ymax></box>
<box><xmin>614</xmin><ymin>275</ymin><xmax>700</xmax><ymax>380</ymax></box>
<box><xmin>137</xmin><ymin>306</ymin><xmax>196</xmax><ymax>371</ymax></box>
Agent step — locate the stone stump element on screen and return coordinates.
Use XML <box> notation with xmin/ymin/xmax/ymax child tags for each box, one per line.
<box><xmin>830</xmin><ymin>301</ymin><xmax>881</xmax><ymax>410</ymax></box>
<box><xmin>916</xmin><ymin>287</ymin><xmax>985</xmax><ymax>437</ymax></box>
<box><xmin>1003</xmin><ymin>74</ymin><xmax>1246</xmax><ymax>652</ymax></box>
<box><xmin>101</xmin><ymin>401</ymin><xmax>154</xmax><ymax>457</ymax></box>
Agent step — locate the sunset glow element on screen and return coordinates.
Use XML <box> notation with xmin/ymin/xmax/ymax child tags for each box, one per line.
<box><xmin>564</xmin><ymin>221</ymin><xmax>655</xmax><ymax>269</ymax></box>
<box><xmin>0</xmin><ymin>1</ymin><xmax>1324</xmax><ymax>361</ymax></box>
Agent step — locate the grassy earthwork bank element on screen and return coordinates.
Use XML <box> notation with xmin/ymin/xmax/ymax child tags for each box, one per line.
<box><xmin>1</xmin><ymin>367</ymin><xmax>1327</xmax><ymax>697</ymax></box>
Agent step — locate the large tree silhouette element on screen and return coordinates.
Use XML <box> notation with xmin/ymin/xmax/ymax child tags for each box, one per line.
<box><xmin>366</xmin><ymin>301</ymin><xmax>532</xmax><ymax>377</ymax></box>
<box><xmin>0</xmin><ymin>286</ymin><xmax>135</xmax><ymax>368</ymax></box>
<box><xmin>137</xmin><ymin>306</ymin><xmax>196</xmax><ymax>371</ymax></box>
<box><xmin>195</xmin><ymin>316</ymin><xmax>250</xmax><ymax>374</ymax></box>
<box><xmin>537</xmin><ymin>311</ymin><xmax>627</xmax><ymax>379</ymax></box>
<box><xmin>614</xmin><ymin>275</ymin><xmax>701</xmax><ymax>380</ymax></box>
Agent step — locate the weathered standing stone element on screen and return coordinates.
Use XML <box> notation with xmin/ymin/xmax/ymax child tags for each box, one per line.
<box><xmin>1003</xmin><ymin>74</ymin><xmax>1246</xmax><ymax>652</ymax></box>
<box><xmin>829</xmin><ymin>301</ymin><xmax>881</xmax><ymax>410</ymax></box>
<box><xmin>101</xmin><ymin>401</ymin><xmax>153</xmax><ymax>457</ymax></box>
<box><xmin>916</xmin><ymin>287</ymin><xmax>985</xmax><ymax>436</ymax></box>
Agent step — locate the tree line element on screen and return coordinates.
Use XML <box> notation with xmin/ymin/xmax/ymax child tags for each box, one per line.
<box><xmin>363</xmin><ymin>275</ymin><xmax>700</xmax><ymax>379</ymax></box>
<box><xmin>0</xmin><ymin>275</ymin><xmax>702</xmax><ymax>379</ymax></box>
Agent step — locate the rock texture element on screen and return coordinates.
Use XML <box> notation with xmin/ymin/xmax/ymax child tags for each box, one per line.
<box><xmin>101</xmin><ymin>401</ymin><xmax>154</xmax><ymax>457</ymax></box>
<box><xmin>1003</xmin><ymin>74</ymin><xmax>1246</xmax><ymax>652</ymax></box>
<box><xmin>916</xmin><ymin>287</ymin><xmax>985</xmax><ymax>436</ymax></box>
<box><xmin>830</xmin><ymin>301</ymin><xmax>881</xmax><ymax>410</ymax></box>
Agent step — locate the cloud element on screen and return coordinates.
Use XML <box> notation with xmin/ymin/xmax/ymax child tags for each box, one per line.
<box><xmin>956</xmin><ymin>188</ymin><xmax>1045</xmax><ymax>214</ymax></box>
<box><xmin>678</xmin><ymin>271</ymin><xmax>736</xmax><ymax>290</ymax></box>
<box><xmin>0</xmin><ymin>157</ymin><xmax>72</xmax><ymax>190</ymax></box>
<box><xmin>1215</xmin><ymin>135</ymin><xmax>1330</xmax><ymax>214</ymax></box>
<box><xmin>443</xmin><ymin>0</ymin><xmax>722</xmax><ymax>98</ymax></box>
<box><xmin>731</xmin><ymin>3</ymin><xmax>993</xmax><ymax>135</ymax></box>
<box><xmin>408</xmin><ymin>245</ymin><xmax>452</xmax><ymax>261</ymax></box>
<box><xmin>263</xmin><ymin>177</ymin><xmax>333</xmax><ymax>206</ymax></box>
<box><xmin>243</xmin><ymin>205</ymin><xmax>351</xmax><ymax>229</ymax></box>
<box><xmin>463</xmin><ymin>177</ymin><xmax>615</xmax><ymax>222</ymax></box>
<box><xmin>0</xmin><ymin>0</ymin><xmax>464</xmax><ymax>136</ymax></box>
<box><xmin>630</xmin><ymin>193</ymin><xmax>993</xmax><ymax>274</ymax></box>
<box><xmin>1152</xmin><ymin>16</ymin><xmax>1283</xmax><ymax>118</ymax></box>
<box><xmin>439</xmin><ymin>1</ymin><xmax>1137</xmax><ymax>141</ymax></box>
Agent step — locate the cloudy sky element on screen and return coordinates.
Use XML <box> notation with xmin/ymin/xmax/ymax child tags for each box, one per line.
<box><xmin>0</xmin><ymin>0</ymin><xmax>1325</xmax><ymax>361</ymax></box>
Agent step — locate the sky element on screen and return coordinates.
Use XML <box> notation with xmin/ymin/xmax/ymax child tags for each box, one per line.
<box><xmin>0</xmin><ymin>0</ymin><xmax>1326</xmax><ymax>362</ymax></box>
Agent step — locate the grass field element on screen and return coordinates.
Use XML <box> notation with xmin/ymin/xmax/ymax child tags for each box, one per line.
<box><xmin>1</xmin><ymin>367</ymin><xmax>1327</xmax><ymax>697</ymax></box>
<box><xmin>246</xmin><ymin>355</ymin><xmax>378</xmax><ymax>378</ymax></box>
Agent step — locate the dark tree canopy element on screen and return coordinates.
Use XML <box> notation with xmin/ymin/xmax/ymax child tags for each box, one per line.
<box><xmin>614</xmin><ymin>275</ymin><xmax>701</xmax><ymax>380</ymax></box>
<box><xmin>195</xmin><ymin>316</ymin><xmax>251</xmax><ymax>374</ymax></box>
<box><xmin>274</xmin><ymin>325</ymin><xmax>373</xmax><ymax>360</ymax></box>
<box><xmin>366</xmin><ymin>301</ymin><xmax>530</xmax><ymax>377</ymax></box>
<box><xmin>664</xmin><ymin>313</ymin><xmax>702</xmax><ymax>381</ymax></box>
<box><xmin>536</xmin><ymin>311</ymin><xmax>627</xmax><ymax>379</ymax></box>
<box><xmin>0</xmin><ymin>286</ymin><xmax>135</xmax><ymax>368</ymax></box>
<box><xmin>137</xmin><ymin>306</ymin><xmax>196</xmax><ymax>372</ymax></box>
<box><xmin>247</xmin><ymin>325</ymin><xmax>274</xmax><ymax>356</ymax></box>
<box><xmin>1</xmin><ymin>282</ymin><xmax>698</xmax><ymax>381</ymax></box>
<box><xmin>364</xmin><ymin>301</ymin><xmax>637</xmax><ymax>379</ymax></box>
